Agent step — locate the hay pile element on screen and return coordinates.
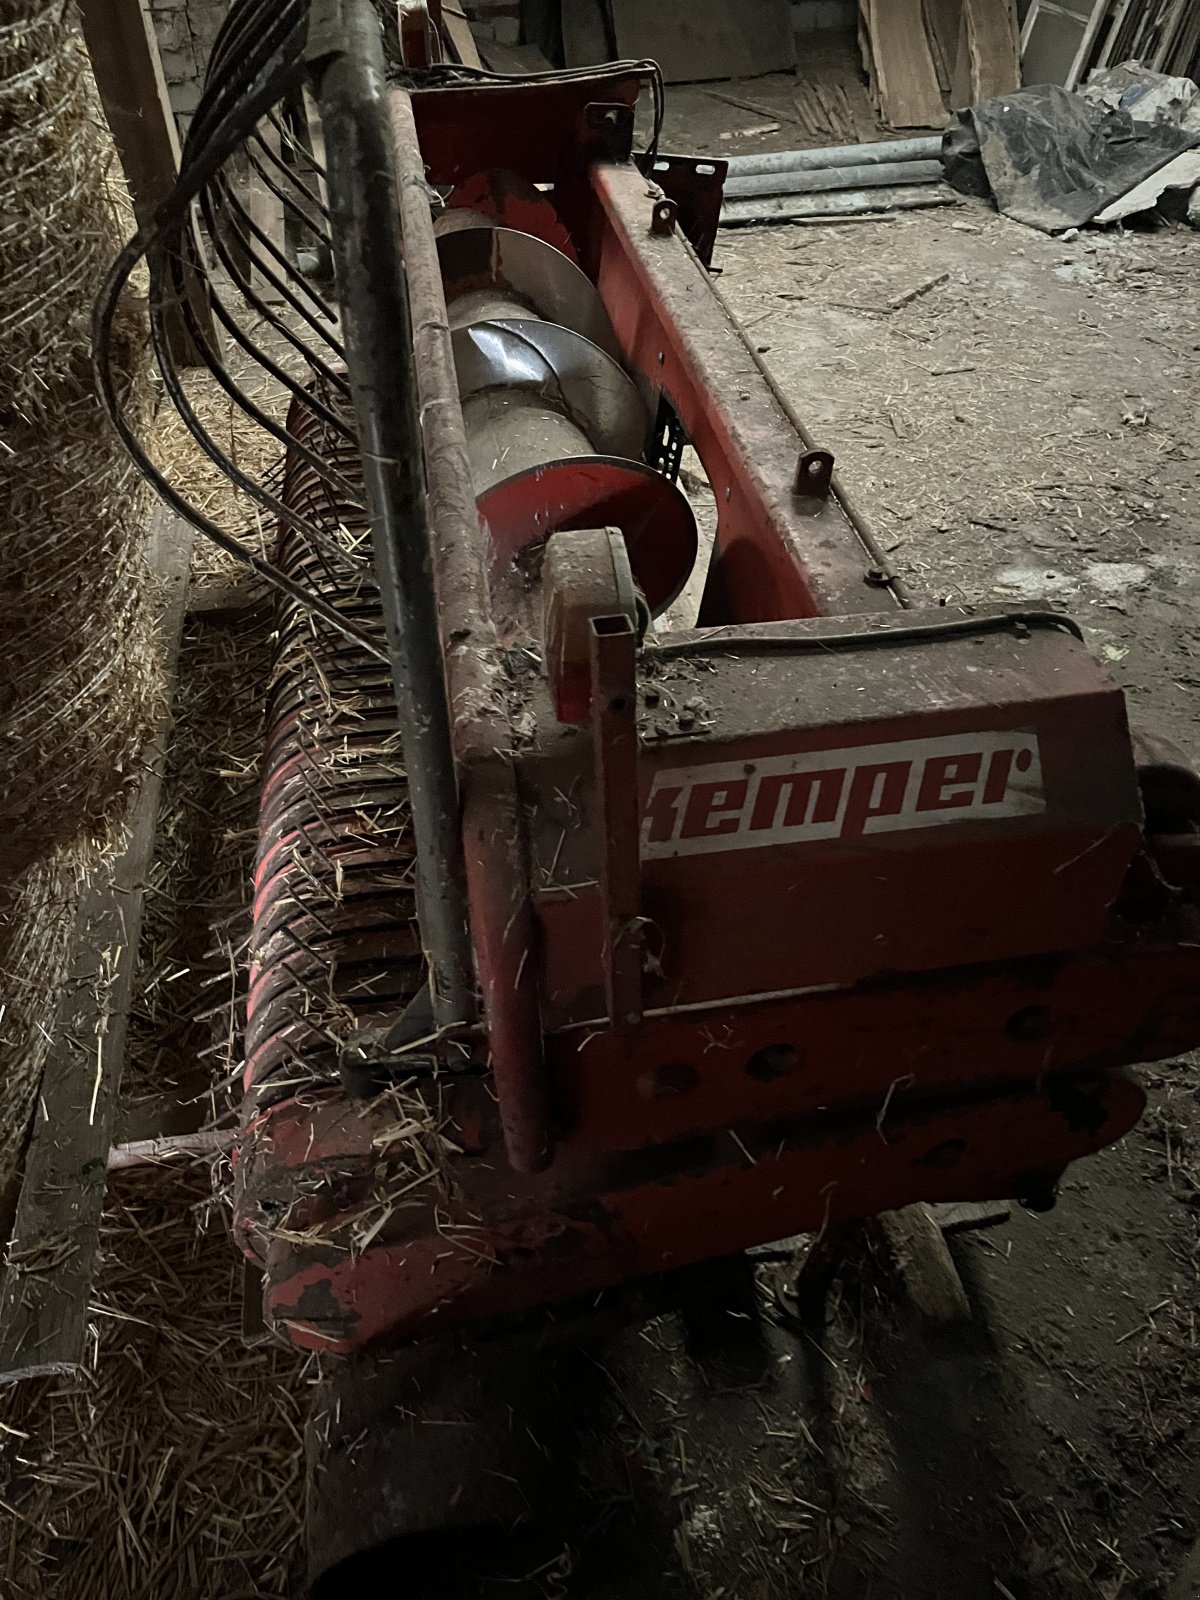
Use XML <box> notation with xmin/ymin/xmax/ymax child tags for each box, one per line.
<box><xmin>0</xmin><ymin>0</ymin><xmax>158</xmax><ymax>879</ymax></box>
<box><xmin>0</xmin><ymin>1169</ymin><xmax>308</xmax><ymax>1599</ymax></box>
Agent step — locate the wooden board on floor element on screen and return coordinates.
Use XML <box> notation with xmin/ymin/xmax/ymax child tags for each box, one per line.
<box><xmin>875</xmin><ymin>1204</ymin><xmax>972</xmax><ymax>1324</ymax></box>
<box><xmin>866</xmin><ymin>0</ymin><xmax>948</xmax><ymax>127</ymax></box>
<box><xmin>610</xmin><ymin>0</ymin><xmax>797</xmax><ymax>83</ymax></box>
<box><xmin>0</xmin><ymin>509</ymin><xmax>193</xmax><ymax>1382</ymax></box>
<box><xmin>561</xmin><ymin>0</ymin><xmax>612</xmax><ymax>65</ymax></box>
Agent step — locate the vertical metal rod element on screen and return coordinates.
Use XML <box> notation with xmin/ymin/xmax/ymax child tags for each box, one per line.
<box><xmin>309</xmin><ymin>0</ymin><xmax>473</xmax><ymax>1027</ymax></box>
<box><xmin>590</xmin><ymin>616</ymin><xmax>643</xmax><ymax>1031</ymax></box>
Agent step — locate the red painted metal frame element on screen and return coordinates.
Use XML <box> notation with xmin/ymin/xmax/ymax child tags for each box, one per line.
<box><xmin>235</xmin><ymin>75</ymin><xmax>1200</xmax><ymax>1356</ymax></box>
<box><xmin>589</xmin><ymin>161</ymin><xmax>899</xmax><ymax>624</ymax></box>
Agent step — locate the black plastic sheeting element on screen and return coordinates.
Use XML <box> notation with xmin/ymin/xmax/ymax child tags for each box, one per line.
<box><xmin>943</xmin><ymin>84</ymin><xmax>1200</xmax><ymax>232</ymax></box>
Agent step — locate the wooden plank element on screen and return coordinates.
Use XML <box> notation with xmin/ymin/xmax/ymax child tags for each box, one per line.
<box><xmin>0</xmin><ymin>510</ymin><xmax>194</xmax><ymax>1381</ymax></box>
<box><xmin>1064</xmin><ymin>0</ymin><xmax>1111</xmax><ymax>88</ymax></box>
<box><xmin>562</xmin><ymin>0</ymin><xmax>613</xmax><ymax>65</ymax></box>
<box><xmin>867</xmin><ymin>0</ymin><xmax>949</xmax><ymax>126</ymax></box>
<box><xmin>964</xmin><ymin>0</ymin><xmax>1020</xmax><ymax>99</ymax></box>
<box><xmin>924</xmin><ymin>0</ymin><xmax>960</xmax><ymax>93</ymax></box>
<box><xmin>949</xmin><ymin>7</ymin><xmax>973</xmax><ymax>108</ymax></box>
<box><xmin>610</xmin><ymin>0</ymin><xmax>796</xmax><ymax>84</ymax></box>
<box><xmin>1096</xmin><ymin>0</ymin><xmax>1134</xmax><ymax>67</ymax></box>
<box><xmin>1151</xmin><ymin>0</ymin><xmax>1189</xmax><ymax>69</ymax></box>
<box><xmin>874</xmin><ymin>1205</ymin><xmax>972</xmax><ymax>1325</ymax></box>
<box><xmin>78</xmin><ymin>0</ymin><xmax>215</xmax><ymax>367</ymax></box>
<box><xmin>440</xmin><ymin>3</ymin><xmax>483</xmax><ymax>68</ymax></box>
<box><xmin>1020</xmin><ymin>0</ymin><xmax>1101</xmax><ymax>87</ymax></box>
<box><xmin>928</xmin><ymin>1199</ymin><xmax>1012</xmax><ymax>1234</ymax></box>
<box><xmin>476</xmin><ymin>37</ymin><xmax>554</xmax><ymax>72</ymax></box>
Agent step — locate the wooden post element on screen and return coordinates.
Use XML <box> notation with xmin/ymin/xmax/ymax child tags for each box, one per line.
<box><xmin>78</xmin><ymin>0</ymin><xmax>216</xmax><ymax>366</ymax></box>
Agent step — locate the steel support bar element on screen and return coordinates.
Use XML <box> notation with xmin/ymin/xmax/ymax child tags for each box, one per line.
<box><xmin>310</xmin><ymin>0</ymin><xmax>473</xmax><ymax>1028</ymax></box>
<box><xmin>590</xmin><ymin>617</ymin><xmax>643</xmax><ymax>1031</ymax></box>
<box><xmin>724</xmin><ymin>135</ymin><xmax>943</xmax><ymax>177</ymax></box>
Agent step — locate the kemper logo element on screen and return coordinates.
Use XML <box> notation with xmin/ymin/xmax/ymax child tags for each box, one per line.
<box><xmin>642</xmin><ymin>730</ymin><xmax>1044</xmax><ymax>859</ymax></box>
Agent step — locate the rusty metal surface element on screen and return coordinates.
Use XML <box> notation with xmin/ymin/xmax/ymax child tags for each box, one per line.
<box><xmin>644</xmin><ymin>153</ymin><xmax>729</xmax><ymax>265</ymax></box>
<box><xmin>243</xmin><ymin>400</ymin><xmax>422</xmax><ymax>1115</ymax></box>
<box><xmin>451</xmin><ymin>318</ymin><xmax>651</xmax><ymax>464</ymax></box>
<box><xmin>445</xmin><ymin>167</ymin><xmax>580</xmax><ymax>260</ymax></box>
<box><xmin>244</xmin><ymin>1064</ymin><xmax>1148</xmax><ymax>1353</ymax></box>
<box><xmin>438</xmin><ymin>225</ymin><xmax>623</xmax><ymax>360</ymax></box>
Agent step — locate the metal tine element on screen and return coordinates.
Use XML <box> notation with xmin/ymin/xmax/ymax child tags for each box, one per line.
<box><xmin>246</xmin><ymin>123</ymin><xmax>332</xmax><ymax>231</ymax></box>
<box><xmin>264</xmin><ymin>101</ymin><xmax>328</xmax><ymax>182</ymax></box>
<box><xmin>201</xmin><ymin>175</ymin><xmax>352</xmax><ymax>391</ymax></box>
<box><xmin>205</xmin><ymin>159</ymin><xmax>348</xmax><ymax>366</ymax></box>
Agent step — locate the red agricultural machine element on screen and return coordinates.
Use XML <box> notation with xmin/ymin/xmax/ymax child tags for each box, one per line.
<box><xmin>96</xmin><ymin>0</ymin><xmax>1200</xmax><ymax>1589</ymax></box>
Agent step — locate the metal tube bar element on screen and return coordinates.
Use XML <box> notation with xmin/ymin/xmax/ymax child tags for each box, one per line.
<box><xmin>724</xmin><ymin>160</ymin><xmax>944</xmax><ymax>200</ymax></box>
<box><xmin>310</xmin><ymin>0</ymin><xmax>474</xmax><ymax>1028</ymax></box>
<box><xmin>389</xmin><ymin>88</ymin><xmax>552</xmax><ymax>1171</ymax></box>
<box><xmin>724</xmin><ymin>135</ymin><xmax>943</xmax><ymax>178</ymax></box>
<box><xmin>721</xmin><ymin>186</ymin><xmax>957</xmax><ymax>226</ymax></box>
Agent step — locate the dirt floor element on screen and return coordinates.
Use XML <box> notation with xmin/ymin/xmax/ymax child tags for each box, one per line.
<box><xmin>2</xmin><ymin>39</ymin><xmax>1200</xmax><ymax>1600</ymax></box>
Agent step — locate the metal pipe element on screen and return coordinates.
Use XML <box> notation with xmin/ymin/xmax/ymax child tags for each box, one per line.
<box><xmin>724</xmin><ymin>160</ymin><xmax>944</xmax><ymax>201</ymax></box>
<box><xmin>724</xmin><ymin>135</ymin><xmax>943</xmax><ymax>178</ymax></box>
<box><xmin>389</xmin><ymin>89</ymin><xmax>554</xmax><ymax>1174</ymax></box>
<box><xmin>721</xmin><ymin>186</ymin><xmax>957</xmax><ymax>227</ymax></box>
<box><xmin>310</xmin><ymin>0</ymin><xmax>474</xmax><ymax>1029</ymax></box>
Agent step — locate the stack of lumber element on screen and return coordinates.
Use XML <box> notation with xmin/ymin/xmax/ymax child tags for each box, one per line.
<box><xmin>1021</xmin><ymin>0</ymin><xmax>1200</xmax><ymax>92</ymax></box>
<box><xmin>858</xmin><ymin>0</ymin><xmax>1020</xmax><ymax>127</ymax></box>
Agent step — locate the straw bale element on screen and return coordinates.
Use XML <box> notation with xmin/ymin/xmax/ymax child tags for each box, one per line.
<box><xmin>0</xmin><ymin>0</ymin><xmax>159</xmax><ymax>879</ymax></box>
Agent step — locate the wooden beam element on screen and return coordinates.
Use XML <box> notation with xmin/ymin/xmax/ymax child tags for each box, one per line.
<box><xmin>0</xmin><ymin>510</ymin><xmax>194</xmax><ymax>1382</ymax></box>
<box><xmin>78</xmin><ymin>0</ymin><xmax>215</xmax><ymax>366</ymax></box>
<box><xmin>441</xmin><ymin>3</ymin><xmax>484</xmax><ymax>68</ymax></box>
